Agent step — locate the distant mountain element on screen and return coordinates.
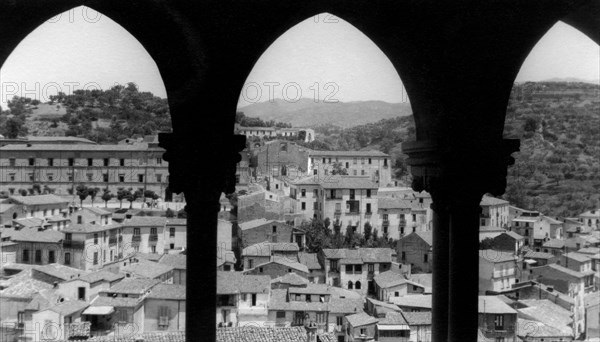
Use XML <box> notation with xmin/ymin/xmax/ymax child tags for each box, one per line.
<box><xmin>237</xmin><ymin>98</ymin><xmax>412</xmax><ymax>128</ymax></box>
<box><xmin>539</xmin><ymin>77</ymin><xmax>600</xmax><ymax>84</ymax></box>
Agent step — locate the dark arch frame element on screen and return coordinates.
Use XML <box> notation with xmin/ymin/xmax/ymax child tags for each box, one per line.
<box><xmin>1</xmin><ymin>1</ymin><xmax>599</xmax><ymax>341</ymax></box>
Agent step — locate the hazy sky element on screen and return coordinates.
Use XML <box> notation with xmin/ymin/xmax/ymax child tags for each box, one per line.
<box><xmin>0</xmin><ymin>7</ymin><xmax>598</xmax><ymax>109</ymax></box>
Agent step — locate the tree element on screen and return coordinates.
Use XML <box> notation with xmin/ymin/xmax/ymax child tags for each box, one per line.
<box><xmin>117</xmin><ymin>188</ymin><xmax>131</xmax><ymax>208</ymax></box>
<box><xmin>101</xmin><ymin>189</ymin><xmax>113</xmax><ymax>208</ymax></box>
<box><xmin>479</xmin><ymin>238</ymin><xmax>496</xmax><ymax>250</ymax></box>
<box><xmin>75</xmin><ymin>184</ymin><xmax>89</xmax><ymax>207</ymax></box>
<box><xmin>303</xmin><ymin>218</ymin><xmax>332</xmax><ymax>253</ymax></box>
<box><xmin>88</xmin><ymin>187</ymin><xmax>100</xmax><ymax>206</ymax></box>
<box><xmin>364</xmin><ymin>222</ymin><xmax>373</xmax><ymax>241</ymax></box>
<box><xmin>523</xmin><ymin>117</ymin><xmax>540</xmax><ymax>133</ymax></box>
<box><xmin>331</xmin><ymin>162</ymin><xmax>348</xmax><ymax>175</ymax></box>
<box><xmin>2</xmin><ymin>117</ymin><xmax>27</xmax><ymax>138</ymax></box>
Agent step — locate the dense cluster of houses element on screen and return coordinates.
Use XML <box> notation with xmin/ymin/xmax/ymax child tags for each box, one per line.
<box><xmin>217</xmin><ymin>143</ymin><xmax>600</xmax><ymax>342</ymax></box>
<box><xmin>0</xmin><ymin>194</ymin><xmax>187</xmax><ymax>341</ymax></box>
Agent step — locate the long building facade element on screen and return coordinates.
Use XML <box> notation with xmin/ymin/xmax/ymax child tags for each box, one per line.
<box><xmin>0</xmin><ymin>141</ymin><xmax>171</xmax><ymax>199</ymax></box>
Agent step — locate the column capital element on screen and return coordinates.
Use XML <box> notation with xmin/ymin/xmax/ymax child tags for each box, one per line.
<box><xmin>401</xmin><ymin>138</ymin><xmax>520</xmax><ymax>209</ymax></box>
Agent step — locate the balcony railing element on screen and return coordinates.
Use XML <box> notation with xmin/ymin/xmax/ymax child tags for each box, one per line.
<box><xmin>345</xmin><ymin>210</ymin><xmax>360</xmax><ymax>215</ymax></box>
<box><xmin>132</xmin><ymin>235</ymin><xmax>142</xmax><ymax>242</ymax></box>
<box><xmin>365</xmin><ymin>211</ymin><xmax>372</xmax><ymax>216</ymax></box>
<box><xmin>383</xmin><ymin>220</ymin><xmax>390</xmax><ymax>226</ymax></box>
<box><xmin>63</xmin><ymin>240</ymin><xmax>85</xmax><ymax>249</ymax></box>
<box><xmin>149</xmin><ymin>234</ymin><xmax>159</xmax><ymax>242</ymax></box>
<box><xmin>399</xmin><ymin>219</ymin><xmax>406</xmax><ymax>226</ymax></box>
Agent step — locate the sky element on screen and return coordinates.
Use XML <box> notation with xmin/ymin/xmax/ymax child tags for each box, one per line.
<box><xmin>0</xmin><ymin>8</ymin><xmax>598</xmax><ymax>109</ymax></box>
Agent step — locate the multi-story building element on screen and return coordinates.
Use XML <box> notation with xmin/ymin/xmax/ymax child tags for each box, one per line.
<box><xmin>579</xmin><ymin>208</ymin><xmax>600</xmax><ymax>229</ymax></box>
<box><xmin>377</xmin><ymin>197</ymin><xmax>431</xmax><ymax>240</ymax></box>
<box><xmin>308</xmin><ymin>151</ymin><xmax>392</xmax><ymax>186</ymax></box>
<box><xmin>344</xmin><ymin>312</ymin><xmax>379</xmax><ymax>341</ymax></box>
<box><xmin>61</xmin><ymin>213</ymin><xmax>123</xmax><ymax>271</ymax></box>
<box><xmin>268</xmin><ymin>285</ymin><xmax>330</xmax><ymax>332</ymax></box>
<box><xmin>479</xmin><ymin>195</ymin><xmax>510</xmax><ymax>228</ymax></box>
<box><xmin>253</xmin><ymin>140</ymin><xmax>310</xmax><ymax>178</ymax></box>
<box><xmin>9</xmin><ymin>228</ymin><xmax>64</xmax><ymax>265</ymax></box>
<box><xmin>317</xmin><ymin>176</ymin><xmax>379</xmax><ymax>234</ymax></box>
<box><xmin>216</xmin><ymin>271</ymin><xmax>271</xmax><ymax>327</ymax></box>
<box><xmin>558</xmin><ymin>252</ymin><xmax>596</xmax><ymax>292</ymax></box>
<box><xmin>164</xmin><ymin>218</ymin><xmax>187</xmax><ymax>252</ymax></box>
<box><xmin>238</xmin><ymin>218</ymin><xmax>302</xmax><ymax>247</ymax></box>
<box><xmin>512</xmin><ymin>214</ymin><xmax>554</xmax><ymax>248</ymax></box>
<box><xmin>319</xmin><ymin>248</ymin><xmax>394</xmax><ymax>295</ymax></box>
<box><xmin>289</xmin><ymin>176</ymin><xmax>321</xmax><ymax>221</ymax></box>
<box><xmin>478</xmin><ymin>296</ymin><xmax>518</xmax><ymax>342</ymax></box>
<box><xmin>120</xmin><ymin>216</ymin><xmax>167</xmax><ymax>255</ymax></box>
<box><xmin>491</xmin><ymin>231</ymin><xmax>525</xmax><ymax>255</ymax></box>
<box><xmin>1</xmin><ymin>194</ymin><xmax>69</xmax><ymax>224</ymax></box>
<box><xmin>397</xmin><ymin>231</ymin><xmax>433</xmax><ymax>273</ymax></box>
<box><xmin>236</xmin><ymin>125</ymin><xmax>315</xmax><ymax>143</ymax></box>
<box><xmin>0</xmin><ymin>141</ymin><xmax>170</xmax><ymax>199</ymax></box>
<box><xmin>478</xmin><ymin>250</ymin><xmax>517</xmax><ymax>294</ymax></box>
<box><xmin>530</xmin><ymin>264</ymin><xmax>586</xmax><ymax>338</ymax></box>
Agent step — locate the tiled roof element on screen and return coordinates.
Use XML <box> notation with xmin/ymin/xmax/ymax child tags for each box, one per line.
<box><xmin>328</xmin><ymin>297</ymin><xmax>364</xmax><ymax>314</ymax></box>
<box><xmin>216</xmin><ymin>326</ymin><xmax>313</xmax><ymax>342</ymax></box>
<box><xmin>366</xmin><ymin>297</ymin><xmax>402</xmax><ymax>312</ymax></box>
<box><xmin>345</xmin><ymin>312</ymin><xmax>379</xmax><ymax>327</ymax></box>
<box><xmin>401</xmin><ymin>311</ymin><xmax>432</xmax><ymax>325</ymax></box>
<box><xmin>518</xmin><ymin>300</ymin><xmax>573</xmax><ymax>335</ymax></box>
<box><xmin>239</xmin><ymin>218</ymin><xmax>273</xmax><ymax>230</ymax></box>
<box><xmin>578</xmin><ymin>246</ymin><xmax>600</xmax><ymax>255</ymax></box>
<box><xmin>478</xmin><ymin>296</ymin><xmax>517</xmax><ymax>314</ymax></box>
<box><xmin>479</xmin><ymin>226</ymin><xmax>506</xmax><ymax>232</ymax></box>
<box><xmin>26</xmin><ymin>136</ymin><xmax>96</xmax><ymax>143</ymax></box>
<box><xmin>242</xmin><ymin>242</ymin><xmax>299</xmax><ymax>256</ymax></box>
<box><xmin>135</xmin><ymin>252</ymin><xmax>163</xmax><ymax>262</ymax></box>
<box><xmin>159</xmin><ymin>254</ymin><xmax>186</xmax><ymax>270</ymax></box>
<box><xmin>309</xmin><ymin>150</ymin><xmax>389</xmax><ymax>157</ymax></box>
<box><xmin>122</xmin><ymin>216</ymin><xmax>167</xmax><ymax>227</ymax></box>
<box><xmin>217</xmin><ymin>249</ymin><xmax>236</xmax><ymax>267</ymax></box>
<box><xmin>319</xmin><ymin>176</ymin><xmax>378</xmax><ymax>190</ymax></box>
<box><xmin>104</xmin><ymin>278</ymin><xmax>160</xmax><ymax>295</ymax></box>
<box><xmin>83</xmin><ymin>206</ymin><xmax>112</xmax><ymax>216</ymax></box>
<box><xmin>579</xmin><ymin>209</ymin><xmax>600</xmax><ymax>218</ymax></box>
<box><xmin>92</xmin><ymin>295</ymin><xmax>142</xmax><ymax>308</ymax></box>
<box><xmin>45</xmin><ymin>300</ymin><xmax>89</xmax><ymax>316</ymax></box>
<box><xmin>377</xmin><ymin>198</ymin><xmax>426</xmax><ymax>210</ymax></box>
<box><xmin>408</xmin><ymin>273</ymin><xmax>433</xmax><ymax>288</ymax></box>
<box><xmin>12</xmin><ymin>217</ymin><xmax>49</xmax><ymax>228</ymax></box>
<box><xmin>546</xmin><ymin>263</ymin><xmax>586</xmax><ymax>278</ymax></box>
<box><xmin>76</xmin><ymin>270</ymin><xmax>124</xmax><ymax>284</ymax></box>
<box><xmin>34</xmin><ymin>263</ymin><xmax>85</xmax><ymax>281</ymax></box>
<box><xmin>271</xmin><ymin>273</ymin><xmax>309</xmax><ymax>286</ymax></box>
<box><xmin>147</xmin><ymin>284</ymin><xmax>186</xmax><ymax>300</ymax></box>
<box><xmin>542</xmin><ymin>239</ymin><xmax>565</xmax><ymax>249</ymax></box>
<box><xmin>517</xmin><ymin>318</ymin><xmax>572</xmax><ymax>338</ymax></box>
<box><xmin>8</xmin><ymin>194</ymin><xmax>69</xmax><ymax>206</ymax></box>
<box><xmin>389</xmin><ymin>295</ymin><xmax>432</xmax><ymax>309</ymax></box>
<box><xmin>121</xmin><ymin>260</ymin><xmax>174</xmax><ymax>279</ymax></box>
<box><xmin>378</xmin><ymin>311</ymin><xmax>408</xmax><ymax>325</ymax></box>
<box><xmin>0</xmin><ymin>269</ymin><xmax>53</xmax><ymax>298</ymax></box>
<box><xmin>374</xmin><ymin>270</ymin><xmax>408</xmax><ymax>288</ymax></box>
<box><xmin>480</xmin><ymin>196</ymin><xmax>509</xmax><ymax>206</ymax></box>
<box><xmin>405</xmin><ymin>231</ymin><xmax>433</xmax><ymax>246</ymax></box>
<box><xmin>62</xmin><ymin>223</ymin><xmax>121</xmax><ymax>233</ymax></box>
<box><xmin>217</xmin><ymin>272</ymin><xmax>271</xmax><ymax>294</ymax></box>
<box><xmin>562</xmin><ymin>252</ymin><xmax>591</xmax><ymax>263</ymax></box>
<box><xmin>502</xmin><ymin>231</ymin><xmax>524</xmax><ymax>240</ymax></box>
<box><xmin>290</xmin><ymin>176</ymin><xmax>321</xmax><ymax>185</ymax></box>
<box><xmin>0</xmin><ymin>143</ymin><xmax>162</xmax><ymax>152</ymax></box>
<box><xmin>288</xmin><ymin>284</ymin><xmax>329</xmax><ymax>295</ymax></box>
<box><xmin>297</xmin><ymin>252</ymin><xmax>321</xmax><ymax>270</ymax></box>
<box><xmin>10</xmin><ymin>228</ymin><xmax>63</xmax><ymax>243</ymax></box>
<box><xmin>479</xmin><ymin>250</ymin><xmax>517</xmax><ymax>263</ymax></box>
<box><xmin>251</xmin><ymin>257</ymin><xmax>309</xmax><ymax>274</ymax></box>
<box><xmin>541</xmin><ymin>216</ymin><xmax>563</xmax><ymax>224</ymax></box>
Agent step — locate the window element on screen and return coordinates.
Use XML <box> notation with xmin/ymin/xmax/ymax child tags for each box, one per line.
<box><xmin>412</xmin><ymin>214</ymin><xmax>416</xmax><ymax>221</ymax></box>
<box><xmin>120</xmin><ymin>159</ymin><xmax>125</xmax><ymax>166</ymax></box>
<box><xmin>345</xmin><ymin>162</ymin><xmax>349</xmax><ymax>168</ymax></box>
<box><xmin>94</xmin><ymin>234</ymin><xmax>98</xmax><ymax>245</ymax></box>
<box><xmin>47</xmin><ymin>158</ymin><xmax>54</xmax><ymax>166</ymax></box>
<box><xmin>151</xmin><ymin>246</ymin><xmax>156</xmax><ymax>253</ymax></box>
<box><xmin>366</xmin><ymin>189</ymin><xmax>371</xmax><ymax>198</ymax></box>
<box><xmin>170</xmin><ymin>243</ymin><xmax>175</xmax><ymax>249</ymax></box>
<box><xmin>78</xmin><ymin>287</ymin><xmax>86</xmax><ymax>300</ymax></box>
<box><xmin>35</xmin><ymin>250</ymin><xmax>42</xmax><ymax>263</ymax></box>
<box><xmin>259</xmin><ymin>267</ymin><xmax>263</xmax><ymax>273</ymax></box>
<box><xmin>355</xmin><ymin>265</ymin><xmax>362</xmax><ymax>273</ymax></box>
<box><xmin>345</xmin><ymin>265</ymin><xmax>353</xmax><ymax>273</ymax></box>
<box><xmin>395</xmin><ymin>291</ymin><xmax>400</xmax><ymax>297</ymax></box>
<box><xmin>170</xmin><ymin>228</ymin><xmax>175</xmax><ymax>237</ymax></box>
<box><xmin>23</xmin><ymin>249</ymin><xmax>30</xmax><ymax>262</ymax></box>
<box><xmin>88</xmin><ymin>158</ymin><xmax>93</xmax><ymax>166</ymax></box>
<box><xmin>28</xmin><ymin>173</ymin><xmax>34</xmax><ymax>181</ymax></box>
<box><xmin>301</xmin><ymin>202</ymin><xmax>306</xmax><ymax>210</ymax></box>
<box><xmin>366</xmin><ymin>203</ymin><xmax>371</xmax><ymax>213</ymax></box>
<box><xmin>301</xmin><ymin>189</ymin><xmax>306</xmax><ymax>197</ymax></box>
<box><xmin>384</xmin><ymin>158</ymin><xmax>388</xmax><ymax>166</ymax></box>
<box><xmin>156</xmin><ymin>174</ymin><xmax>162</xmax><ymax>182</ymax></box>
<box><xmin>68</xmin><ymin>158</ymin><xmax>74</xmax><ymax>166</ymax></box>
<box><xmin>348</xmin><ymin>281</ymin><xmax>353</xmax><ymax>289</ymax></box>
<box><xmin>355</xmin><ymin>281</ymin><xmax>361</xmax><ymax>289</ymax></box>
<box><xmin>248</xmin><ymin>259</ymin><xmax>254</xmax><ymax>269</ymax></box>
<box><xmin>64</xmin><ymin>252</ymin><xmax>71</xmax><ymax>265</ymax></box>
<box><xmin>48</xmin><ymin>250</ymin><xmax>55</xmax><ymax>263</ymax></box>
<box><xmin>151</xmin><ymin>227</ymin><xmax>157</xmax><ymax>235</ymax></box>
<box><xmin>494</xmin><ymin>314</ymin><xmax>504</xmax><ymax>330</ymax></box>
<box><xmin>401</xmin><ymin>252</ymin><xmax>406</xmax><ymax>261</ymax></box>
<box><xmin>424</xmin><ymin>253</ymin><xmax>429</xmax><ymax>263</ymax></box>
<box><xmin>330</xmin><ymin>260</ymin><xmax>338</xmax><ymax>272</ymax></box>
<box><xmin>87</xmin><ymin>173</ymin><xmax>93</xmax><ymax>182</ymax></box>
<box><xmin>138</xmin><ymin>174</ymin><xmax>144</xmax><ymax>182</ymax></box>
<box><xmin>368</xmin><ymin>158</ymin><xmax>372</xmax><ymax>164</ymax></box>
<box><xmin>9</xmin><ymin>174</ymin><xmax>15</xmax><ymax>182</ymax></box>
<box><xmin>28</xmin><ymin>158</ymin><xmax>34</xmax><ymax>166</ymax></box>
<box><xmin>68</xmin><ymin>173</ymin><xmax>73</xmax><ymax>182</ymax></box>
<box><xmin>134</xmin><ymin>228</ymin><xmax>140</xmax><ymax>236</ymax></box>
<box><xmin>9</xmin><ymin>158</ymin><xmax>15</xmax><ymax>166</ymax></box>
<box><xmin>103</xmin><ymin>173</ymin><xmax>109</xmax><ymax>182</ymax></box>
<box><xmin>276</xmin><ymin>311</ymin><xmax>286</xmax><ymax>319</ymax></box>
<box><xmin>48</xmin><ymin>174</ymin><xmax>54</xmax><ymax>181</ymax></box>
<box><xmin>119</xmin><ymin>174</ymin><xmax>125</xmax><ymax>182</ymax></box>
<box><xmin>93</xmin><ymin>252</ymin><xmax>98</xmax><ymax>265</ymax></box>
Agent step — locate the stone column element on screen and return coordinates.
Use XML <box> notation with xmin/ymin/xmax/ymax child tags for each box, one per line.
<box><xmin>402</xmin><ymin>138</ymin><xmax>519</xmax><ymax>342</ymax></box>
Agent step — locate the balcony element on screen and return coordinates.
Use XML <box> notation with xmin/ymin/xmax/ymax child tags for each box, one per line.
<box><xmin>399</xmin><ymin>219</ymin><xmax>406</xmax><ymax>226</ymax></box>
<box><xmin>109</xmin><ymin>237</ymin><xmax>117</xmax><ymax>246</ymax></box>
<box><xmin>345</xmin><ymin>210</ymin><xmax>360</xmax><ymax>216</ymax></box>
<box><xmin>383</xmin><ymin>220</ymin><xmax>390</xmax><ymax>226</ymax></box>
<box><xmin>335</xmin><ymin>209</ymin><xmax>342</xmax><ymax>214</ymax></box>
<box><xmin>63</xmin><ymin>240</ymin><xmax>85</xmax><ymax>249</ymax></box>
<box><xmin>365</xmin><ymin>211</ymin><xmax>372</xmax><ymax>217</ymax></box>
<box><xmin>149</xmin><ymin>234</ymin><xmax>159</xmax><ymax>242</ymax></box>
<box><xmin>132</xmin><ymin>235</ymin><xmax>142</xmax><ymax>242</ymax></box>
